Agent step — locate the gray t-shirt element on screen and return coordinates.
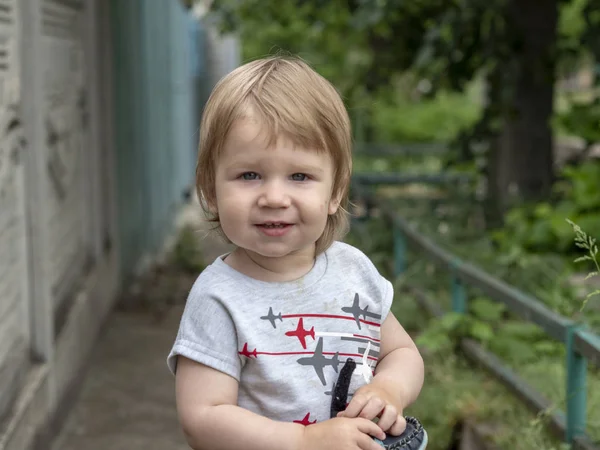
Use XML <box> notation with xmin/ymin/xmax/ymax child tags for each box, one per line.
<box><xmin>167</xmin><ymin>241</ymin><xmax>393</xmax><ymax>425</ymax></box>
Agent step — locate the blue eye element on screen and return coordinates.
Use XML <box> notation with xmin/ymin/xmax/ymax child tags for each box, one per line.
<box><xmin>291</xmin><ymin>173</ymin><xmax>307</xmax><ymax>181</ymax></box>
<box><xmin>242</xmin><ymin>172</ymin><xmax>259</xmax><ymax>180</ymax></box>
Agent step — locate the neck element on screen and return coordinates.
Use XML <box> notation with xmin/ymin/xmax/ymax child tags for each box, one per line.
<box><xmin>226</xmin><ymin>246</ymin><xmax>316</xmax><ymax>282</ymax></box>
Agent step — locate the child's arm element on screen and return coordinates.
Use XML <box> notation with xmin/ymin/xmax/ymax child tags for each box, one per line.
<box><xmin>175</xmin><ymin>356</ymin><xmax>386</xmax><ymax>450</ymax></box>
<box><xmin>337</xmin><ymin>313</ymin><xmax>424</xmax><ymax>435</ymax></box>
<box><xmin>176</xmin><ymin>356</ymin><xmax>303</xmax><ymax>450</ymax></box>
<box><xmin>371</xmin><ymin>312</ymin><xmax>425</xmax><ymax>407</ymax></box>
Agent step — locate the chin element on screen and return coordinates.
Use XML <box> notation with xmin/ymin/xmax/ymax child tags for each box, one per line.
<box><xmin>250</xmin><ymin>246</ymin><xmax>296</xmax><ymax>259</ymax></box>
<box><xmin>250</xmin><ymin>242</ymin><xmax>315</xmax><ymax>259</ymax></box>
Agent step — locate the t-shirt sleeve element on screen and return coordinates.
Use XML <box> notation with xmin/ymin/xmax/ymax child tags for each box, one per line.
<box><xmin>380</xmin><ymin>275</ymin><xmax>394</xmax><ymax>325</ymax></box>
<box><xmin>357</xmin><ymin>245</ymin><xmax>394</xmax><ymax>324</ymax></box>
<box><xmin>342</xmin><ymin>242</ymin><xmax>395</xmax><ymax>325</ymax></box>
<box><xmin>167</xmin><ymin>277</ymin><xmax>241</xmax><ymax>381</ymax></box>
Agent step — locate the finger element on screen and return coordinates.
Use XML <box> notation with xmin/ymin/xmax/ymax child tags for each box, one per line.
<box><xmin>357</xmin><ymin>433</ymin><xmax>386</xmax><ymax>450</ymax></box>
<box><xmin>376</xmin><ymin>404</ymin><xmax>398</xmax><ymax>432</ymax></box>
<box><xmin>388</xmin><ymin>415</ymin><xmax>407</xmax><ymax>436</ymax></box>
<box><xmin>358</xmin><ymin>397</ymin><xmax>386</xmax><ymax>421</ymax></box>
<box><xmin>340</xmin><ymin>394</ymin><xmax>370</xmax><ymax>418</ymax></box>
<box><xmin>355</xmin><ymin>417</ymin><xmax>386</xmax><ymax>441</ymax></box>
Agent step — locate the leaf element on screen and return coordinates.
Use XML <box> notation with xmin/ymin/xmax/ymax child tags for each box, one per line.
<box><xmin>490</xmin><ymin>337</ymin><xmax>537</xmax><ymax>364</ymax></box>
<box><xmin>534</xmin><ymin>340</ymin><xmax>562</xmax><ymax>356</ymax></box>
<box><xmin>416</xmin><ymin>329</ymin><xmax>453</xmax><ymax>353</ymax></box>
<box><xmin>580</xmin><ymin>289</ymin><xmax>600</xmax><ymax>312</ymax></box>
<box><xmin>438</xmin><ymin>312</ymin><xmax>465</xmax><ymax>332</ymax></box>
<box><xmin>586</xmin><ymin>289</ymin><xmax>600</xmax><ymax>299</ymax></box>
<box><xmin>584</xmin><ymin>271</ymin><xmax>599</xmax><ymax>280</ymax></box>
<box><xmin>469</xmin><ymin>321</ymin><xmax>494</xmax><ymax>342</ymax></box>
<box><xmin>469</xmin><ymin>298</ymin><xmax>505</xmax><ymax>321</ymax></box>
<box><xmin>500</xmin><ymin>321</ymin><xmax>545</xmax><ymax>342</ymax></box>
<box><xmin>574</xmin><ymin>255</ymin><xmax>592</xmax><ymax>263</ymax></box>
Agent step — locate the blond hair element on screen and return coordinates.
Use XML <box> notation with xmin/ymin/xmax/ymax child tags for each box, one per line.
<box><xmin>196</xmin><ymin>55</ymin><xmax>352</xmax><ymax>255</ymax></box>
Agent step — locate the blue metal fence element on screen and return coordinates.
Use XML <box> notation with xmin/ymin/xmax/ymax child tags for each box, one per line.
<box><xmin>351</xmin><ymin>147</ymin><xmax>600</xmax><ymax>449</ymax></box>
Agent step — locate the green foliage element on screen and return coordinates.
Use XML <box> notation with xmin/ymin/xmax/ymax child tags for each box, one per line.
<box><xmin>170</xmin><ymin>225</ymin><xmax>205</xmax><ymax>274</ymax></box>
<box><xmin>416</xmin><ymin>293</ymin><xmax>563</xmax><ymax>365</ymax></box>
<box><xmin>567</xmin><ymin>219</ymin><xmax>600</xmax><ymax>311</ymax></box>
<box><xmin>379</xmin><ymin>187</ymin><xmax>586</xmax><ymax>322</ymax></box>
<box><xmin>491</xmin><ymin>161</ymin><xmax>600</xmax><ymax>254</ymax></box>
<box><xmin>405</xmin><ymin>350</ymin><xmax>564</xmax><ymax>449</ymax></box>
<box><xmin>347</xmin><ymin>213</ymin><xmax>600</xmax><ymax>446</ymax></box>
<box><xmin>416</xmin><ymin>312</ymin><xmax>463</xmax><ymax>353</ymax></box>
<box><xmin>209</xmin><ymin>0</ymin><xmax>600</xmax><ymax>201</ymax></box>
<box><xmin>372</xmin><ymin>81</ymin><xmax>482</xmax><ymax>143</ymax></box>
<box><xmin>209</xmin><ymin>0</ymin><xmax>370</xmax><ymax>101</ymax></box>
<box><xmin>558</xmin><ymin>0</ymin><xmax>588</xmax><ymax>69</ymax></box>
<box><xmin>556</xmin><ymin>100</ymin><xmax>600</xmax><ymax>145</ymax></box>
<box><xmin>353</xmin><ymin>153</ymin><xmax>444</xmax><ymax>174</ymax></box>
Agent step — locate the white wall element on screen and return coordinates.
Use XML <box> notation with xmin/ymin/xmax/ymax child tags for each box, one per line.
<box><xmin>0</xmin><ymin>1</ymin><xmax>119</xmax><ymax>449</ymax></box>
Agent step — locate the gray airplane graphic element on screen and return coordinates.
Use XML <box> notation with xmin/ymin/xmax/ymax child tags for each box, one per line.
<box><xmin>260</xmin><ymin>307</ymin><xmax>283</xmax><ymax>328</ymax></box>
<box><xmin>297</xmin><ymin>338</ymin><xmax>340</xmax><ymax>385</ymax></box>
<box><xmin>341</xmin><ymin>293</ymin><xmax>381</xmax><ymax>329</ymax></box>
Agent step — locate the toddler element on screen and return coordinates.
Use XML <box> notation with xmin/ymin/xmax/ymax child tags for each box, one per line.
<box><xmin>168</xmin><ymin>55</ymin><xmax>426</xmax><ymax>450</ymax></box>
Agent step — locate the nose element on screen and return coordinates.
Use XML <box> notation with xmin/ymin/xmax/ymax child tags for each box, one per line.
<box><xmin>257</xmin><ymin>180</ymin><xmax>291</xmax><ymax>208</ymax></box>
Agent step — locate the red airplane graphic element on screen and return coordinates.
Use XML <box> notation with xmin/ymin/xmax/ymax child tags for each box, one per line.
<box><xmin>293</xmin><ymin>412</ymin><xmax>316</xmax><ymax>426</ymax></box>
<box><xmin>239</xmin><ymin>343</ymin><xmax>258</xmax><ymax>358</ymax></box>
<box><xmin>285</xmin><ymin>318</ymin><xmax>315</xmax><ymax>349</ymax></box>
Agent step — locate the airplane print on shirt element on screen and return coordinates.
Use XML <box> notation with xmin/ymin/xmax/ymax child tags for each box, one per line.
<box><xmin>285</xmin><ymin>317</ymin><xmax>315</xmax><ymax>349</ymax></box>
<box><xmin>294</xmin><ymin>412</ymin><xmax>317</xmax><ymax>426</ymax></box>
<box><xmin>341</xmin><ymin>293</ymin><xmax>382</xmax><ymax>330</ymax></box>
<box><xmin>260</xmin><ymin>307</ymin><xmax>283</xmax><ymax>328</ymax></box>
<box><xmin>241</xmin><ymin>292</ymin><xmax>383</xmax><ymax>387</ymax></box>
<box><xmin>296</xmin><ymin>337</ymin><xmax>340</xmax><ymax>385</ymax></box>
<box><xmin>258</xmin><ymin>293</ymin><xmax>382</xmax><ymax>330</ymax></box>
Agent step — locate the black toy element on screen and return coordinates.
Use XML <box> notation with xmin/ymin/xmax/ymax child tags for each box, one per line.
<box><xmin>330</xmin><ymin>359</ymin><xmax>428</xmax><ymax>450</ymax></box>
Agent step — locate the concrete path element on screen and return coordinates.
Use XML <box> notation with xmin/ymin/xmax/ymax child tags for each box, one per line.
<box><xmin>50</xmin><ymin>306</ymin><xmax>190</xmax><ymax>450</ymax></box>
<box><xmin>51</xmin><ymin>202</ymin><xmax>232</xmax><ymax>450</ymax></box>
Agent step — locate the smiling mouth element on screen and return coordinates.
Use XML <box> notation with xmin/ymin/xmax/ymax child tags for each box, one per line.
<box><xmin>257</xmin><ymin>223</ymin><xmax>292</xmax><ymax>228</ymax></box>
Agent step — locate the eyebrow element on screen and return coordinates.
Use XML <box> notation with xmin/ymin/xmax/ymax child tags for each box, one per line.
<box><xmin>295</xmin><ymin>165</ymin><xmax>325</xmax><ymax>175</ymax></box>
<box><xmin>223</xmin><ymin>160</ymin><xmax>326</xmax><ymax>175</ymax></box>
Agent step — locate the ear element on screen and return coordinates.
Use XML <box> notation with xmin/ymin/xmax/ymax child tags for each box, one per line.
<box><xmin>328</xmin><ymin>192</ymin><xmax>342</xmax><ymax>215</ymax></box>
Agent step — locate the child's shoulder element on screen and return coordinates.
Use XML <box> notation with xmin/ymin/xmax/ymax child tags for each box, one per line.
<box><xmin>326</xmin><ymin>242</ymin><xmax>391</xmax><ymax>304</ymax></box>
<box><xmin>327</xmin><ymin>241</ymin><xmax>380</xmax><ymax>273</ymax></box>
<box><xmin>327</xmin><ymin>240</ymin><xmax>369</xmax><ymax>258</ymax></box>
<box><xmin>187</xmin><ymin>255</ymin><xmax>236</xmax><ymax>296</ymax></box>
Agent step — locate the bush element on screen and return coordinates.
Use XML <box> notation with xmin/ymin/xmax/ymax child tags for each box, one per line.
<box><xmin>372</xmin><ymin>81</ymin><xmax>482</xmax><ymax>143</ymax></box>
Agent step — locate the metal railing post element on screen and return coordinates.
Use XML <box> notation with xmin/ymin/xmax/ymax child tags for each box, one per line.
<box><xmin>451</xmin><ymin>262</ymin><xmax>466</xmax><ymax>314</ymax></box>
<box><xmin>566</xmin><ymin>325</ymin><xmax>587</xmax><ymax>444</ymax></box>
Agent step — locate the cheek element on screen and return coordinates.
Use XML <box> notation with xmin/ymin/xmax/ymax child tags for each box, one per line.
<box><xmin>218</xmin><ymin>194</ymin><xmax>245</xmax><ymax>215</ymax></box>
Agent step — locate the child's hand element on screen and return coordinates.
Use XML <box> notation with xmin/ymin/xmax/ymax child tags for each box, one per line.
<box><xmin>336</xmin><ymin>384</ymin><xmax>407</xmax><ymax>436</ymax></box>
<box><xmin>299</xmin><ymin>417</ymin><xmax>386</xmax><ymax>450</ymax></box>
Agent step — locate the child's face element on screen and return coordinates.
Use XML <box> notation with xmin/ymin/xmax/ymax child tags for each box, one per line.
<box><xmin>213</xmin><ymin>118</ymin><xmax>340</xmax><ymax>260</ymax></box>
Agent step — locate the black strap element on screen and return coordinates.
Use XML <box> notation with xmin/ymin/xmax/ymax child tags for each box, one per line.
<box><xmin>330</xmin><ymin>358</ymin><xmax>356</xmax><ymax>418</ymax></box>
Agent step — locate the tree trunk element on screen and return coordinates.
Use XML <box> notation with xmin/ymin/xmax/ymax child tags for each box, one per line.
<box><xmin>486</xmin><ymin>0</ymin><xmax>557</xmax><ymax>227</ymax></box>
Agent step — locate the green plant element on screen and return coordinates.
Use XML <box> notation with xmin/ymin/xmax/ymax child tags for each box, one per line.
<box><xmin>170</xmin><ymin>225</ymin><xmax>205</xmax><ymax>274</ymax></box>
<box><xmin>567</xmin><ymin>218</ymin><xmax>600</xmax><ymax>312</ymax></box>
<box><xmin>346</xmin><ymin>212</ymin><xmax>600</xmax><ymax>447</ymax></box>
<box><xmin>518</xmin><ymin>407</ymin><xmax>571</xmax><ymax>450</ymax></box>
<box><xmin>372</xmin><ymin>83</ymin><xmax>482</xmax><ymax>143</ymax></box>
<box><xmin>491</xmin><ymin>161</ymin><xmax>600</xmax><ymax>255</ymax></box>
